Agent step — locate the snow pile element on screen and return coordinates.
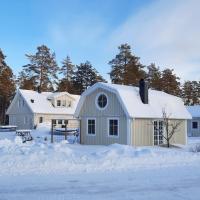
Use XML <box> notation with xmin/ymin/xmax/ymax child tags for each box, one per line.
<box><xmin>0</xmin><ymin>136</ymin><xmax>200</xmax><ymax>176</ymax></box>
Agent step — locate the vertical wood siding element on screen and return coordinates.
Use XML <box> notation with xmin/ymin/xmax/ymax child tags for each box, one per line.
<box><xmin>132</xmin><ymin>118</ymin><xmax>187</xmax><ymax>146</ymax></box>
<box><xmin>79</xmin><ymin>88</ymin><xmax>127</xmax><ymax>145</ymax></box>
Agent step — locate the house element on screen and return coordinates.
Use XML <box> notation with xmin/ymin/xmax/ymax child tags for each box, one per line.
<box><xmin>75</xmin><ymin>80</ymin><xmax>191</xmax><ymax>146</ymax></box>
<box><xmin>6</xmin><ymin>89</ymin><xmax>80</xmax><ymax>129</ymax></box>
<box><xmin>186</xmin><ymin>105</ymin><xmax>200</xmax><ymax>137</ymax></box>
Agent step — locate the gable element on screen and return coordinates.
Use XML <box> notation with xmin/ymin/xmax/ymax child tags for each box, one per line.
<box><xmin>6</xmin><ymin>92</ymin><xmax>33</xmax><ymax>115</ymax></box>
<box><xmin>79</xmin><ymin>88</ymin><xmax>127</xmax><ymax>117</ymax></box>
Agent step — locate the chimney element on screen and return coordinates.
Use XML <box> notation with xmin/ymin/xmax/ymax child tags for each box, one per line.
<box><xmin>139</xmin><ymin>79</ymin><xmax>148</xmax><ymax>104</ymax></box>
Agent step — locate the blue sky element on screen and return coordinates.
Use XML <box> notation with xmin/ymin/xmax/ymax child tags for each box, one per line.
<box><xmin>0</xmin><ymin>0</ymin><xmax>199</xmax><ymax>81</ymax></box>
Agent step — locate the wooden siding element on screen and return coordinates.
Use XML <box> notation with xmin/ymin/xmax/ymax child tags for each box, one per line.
<box><xmin>79</xmin><ymin>88</ymin><xmax>128</xmax><ymax>145</ymax></box>
<box><xmin>8</xmin><ymin>93</ymin><xmax>34</xmax><ymax>129</ymax></box>
<box><xmin>132</xmin><ymin>118</ymin><xmax>187</xmax><ymax>146</ymax></box>
<box><xmin>187</xmin><ymin>118</ymin><xmax>200</xmax><ymax>137</ymax></box>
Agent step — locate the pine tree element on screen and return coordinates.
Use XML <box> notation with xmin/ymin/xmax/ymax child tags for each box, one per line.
<box><xmin>0</xmin><ymin>49</ymin><xmax>15</xmax><ymax>124</ymax></box>
<box><xmin>182</xmin><ymin>81</ymin><xmax>193</xmax><ymax>105</ymax></box>
<box><xmin>73</xmin><ymin>61</ymin><xmax>106</xmax><ymax>94</ymax></box>
<box><xmin>109</xmin><ymin>43</ymin><xmax>145</xmax><ymax>85</ymax></box>
<box><xmin>57</xmin><ymin>56</ymin><xmax>76</xmax><ymax>93</ymax></box>
<box><xmin>182</xmin><ymin>81</ymin><xmax>200</xmax><ymax>105</ymax></box>
<box><xmin>161</xmin><ymin>68</ymin><xmax>181</xmax><ymax>96</ymax></box>
<box><xmin>17</xmin><ymin>71</ymin><xmax>36</xmax><ymax>90</ymax></box>
<box><xmin>146</xmin><ymin>63</ymin><xmax>162</xmax><ymax>91</ymax></box>
<box><xmin>60</xmin><ymin>56</ymin><xmax>75</xmax><ymax>81</ymax></box>
<box><xmin>22</xmin><ymin>45</ymin><xmax>59</xmax><ymax>92</ymax></box>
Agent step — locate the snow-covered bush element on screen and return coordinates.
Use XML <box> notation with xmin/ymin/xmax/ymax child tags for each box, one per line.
<box><xmin>190</xmin><ymin>144</ymin><xmax>200</xmax><ymax>153</ymax></box>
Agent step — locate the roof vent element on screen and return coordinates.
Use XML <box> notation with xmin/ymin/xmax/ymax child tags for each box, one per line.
<box><xmin>30</xmin><ymin>99</ymin><xmax>34</xmax><ymax>103</ymax></box>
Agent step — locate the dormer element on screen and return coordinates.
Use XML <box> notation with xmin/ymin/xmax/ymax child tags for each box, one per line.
<box><xmin>47</xmin><ymin>92</ymin><xmax>75</xmax><ymax>108</ymax></box>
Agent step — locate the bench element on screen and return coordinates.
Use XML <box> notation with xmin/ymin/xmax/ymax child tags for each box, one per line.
<box><xmin>16</xmin><ymin>129</ymin><xmax>33</xmax><ymax>143</ymax></box>
<box><xmin>0</xmin><ymin>125</ymin><xmax>17</xmax><ymax>132</ymax></box>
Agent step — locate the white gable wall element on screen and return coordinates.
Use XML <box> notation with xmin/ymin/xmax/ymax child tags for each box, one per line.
<box><xmin>7</xmin><ymin>92</ymin><xmax>34</xmax><ymax>129</ymax></box>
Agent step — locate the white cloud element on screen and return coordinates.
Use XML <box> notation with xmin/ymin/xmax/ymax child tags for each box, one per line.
<box><xmin>108</xmin><ymin>0</ymin><xmax>200</xmax><ymax>81</ymax></box>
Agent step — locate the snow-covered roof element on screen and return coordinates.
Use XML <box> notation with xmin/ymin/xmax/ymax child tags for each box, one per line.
<box><xmin>16</xmin><ymin>89</ymin><xmax>80</xmax><ymax>115</ymax></box>
<box><xmin>186</xmin><ymin>106</ymin><xmax>200</xmax><ymax>118</ymax></box>
<box><xmin>75</xmin><ymin>82</ymin><xmax>191</xmax><ymax>119</ymax></box>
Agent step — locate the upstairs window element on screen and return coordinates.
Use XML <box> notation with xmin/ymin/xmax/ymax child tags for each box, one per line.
<box><xmin>192</xmin><ymin>121</ymin><xmax>198</xmax><ymax>129</ymax></box>
<box><xmin>96</xmin><ymin>93</ymin><xmax>107</xmax><ymax>109</ymax></box>
<box><xmin>57</xmin><ymin>100</ymin><xmax>61</xmax><ymax>106</ymax></box>
<box><xmin>108</xmin><ymin>119</ymin><xmax>119</xmax><ymax>137</ymax></box>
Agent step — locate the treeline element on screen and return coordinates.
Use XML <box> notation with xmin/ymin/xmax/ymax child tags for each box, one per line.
<box><xmin>0</xmin><ymin>43</ymin><xmax>199</xmax><ymax>123</ymax></box>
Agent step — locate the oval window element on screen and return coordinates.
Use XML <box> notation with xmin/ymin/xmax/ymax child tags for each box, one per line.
<box><xmin>97</xmin><ymin>94</ymin><xmax>107</xmax><ymax>109</ymax></box>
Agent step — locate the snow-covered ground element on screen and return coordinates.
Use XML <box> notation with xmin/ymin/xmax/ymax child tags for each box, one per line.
<box><xmin>0</xmin><ymin>126</ymin><xmax>200</xmax><ymax>199</ymax></box>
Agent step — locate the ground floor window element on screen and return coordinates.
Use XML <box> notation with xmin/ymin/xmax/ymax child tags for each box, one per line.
<box><xmin>39</xmin><ymin>117</ymin><xmax>43</xmax><ymax>123</ymax></box>
<box><xmin>192</xmin><ymin>121</ymin><xmax>198</xmax><ymax>129</ymax></box>
<box><xmin>154</xmin><ymin>121</ymin><xmax>163</xmax><ymax>145</ymax></box>
<box><xmin>87</xmin><ymin>119</ymin><xmax>96</xmax><ymax>135</ymax></box>
<box><xmin>108</xmin><ymin>118</ymin><xmax>119</xmax><ymax>137</ymax></box>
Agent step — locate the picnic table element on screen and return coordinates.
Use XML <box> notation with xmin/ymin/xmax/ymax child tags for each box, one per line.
<box><xmin>0</xmin><ymin>125</ymin><xmax>17</xmax><ymax>132</ymax></box>
<box><xmin>16</xmin><ymin>129</ymin><xmax>33</xmax><ymax>143</ymax></box>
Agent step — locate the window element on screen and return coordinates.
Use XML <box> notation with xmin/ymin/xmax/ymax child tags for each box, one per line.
<box><xmin>154</xmin><ymin>121</ymin><xmax>163</xmax><ymax>145</ymax></box>
<box><xmin>39</xmin><ymin>117</ymin><xmax>43</xmax><ymax>123</ymax></box>
<box><xmin>87</xmin><ymin>119</ymin><xmax>96</xmax><ymax>135</ymax></box>
<box><xmin>192</xmin><ymin>121</ymin><xmax>198</xmax><ymax>129</ymax></box>
<box><xmin>58</xmin><ymin>119</ymin><xmax>63</xmax><ymax>125</ymax></box>
<box><xmin>96</xmin><ymin>93</ymin><xmax>107</xmax><ymax>109</ymax></box>
<box><xmin>108</xmin><ymin>119</ymin><xmax>119</xmax><ymax>137</ymax></box>
<box><xmin>57</xmin><ymin>100</ymin><xmax>61</xmax><ymax>106</ymax></box>
<box><xmin>22</xmin><ymin>100</ymin><xmax>25</xmax><ymax>106</ymax></box>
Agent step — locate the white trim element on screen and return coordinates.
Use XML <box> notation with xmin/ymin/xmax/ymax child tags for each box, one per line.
<box><xmin>107</xmin><ymin>117</ymin><xmax>119</xmax><ymax>138</ymax></box>
<box><xmin>127</xmin><ymin>118</ymin><xmax>132</xmax><ymax>145</ymax></box>
<box><xmin>95</xmin><ymin>92</ymin><xmax>108</xmax><ymax>111</ymax></box>
<box><xmin>185</xmin><ymin>120</ymin><xmax>188</xmax><ymax>145</ymax></box>
<box><xmin>86</xmin><ymin>118</ymin><xmax>96</xmax><ymax>136</ymax></box>
<box><xmin>191</xmin><ymin>120</ymin><xmax>198</xmax><ymax>130</ymax></box>
<box><xmin>152</xmin><ymin>120</ymin><xmax>164</xmax><ymax>146</ymax></box>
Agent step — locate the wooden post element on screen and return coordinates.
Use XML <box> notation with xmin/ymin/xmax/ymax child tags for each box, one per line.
<box><xmin>51</xmin><ymin>120</ymin><xmax>54</xmax><ymax>143</ymax></box>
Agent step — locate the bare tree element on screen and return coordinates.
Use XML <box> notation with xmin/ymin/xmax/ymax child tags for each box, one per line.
<box><xmin>152</xmin><ymin>109</ymin><xmax>183</xmax><ymax>148</ymax></box>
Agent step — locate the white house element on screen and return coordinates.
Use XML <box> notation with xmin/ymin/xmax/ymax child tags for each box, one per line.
<box><xmin>6</xmin><ymin>89</ymin><xmax>80</xmax><ymax>129</ymax></box>
<box><xmin>186</xmin><ymin>105</ymin><xmax>200</xmax><ymax>137</ymax></box>
<box><xmin>75</xmin><ymin>80</ymin><xmax>191</xmax><ymax>146</ymax></box>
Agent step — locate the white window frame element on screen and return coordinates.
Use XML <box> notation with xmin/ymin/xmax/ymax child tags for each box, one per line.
<box><xmin>95</xmin><ymin>92</ymin><xmax>108</xmax><ymax>111</ymax></box>
<box><xmin>107</xmin><ymin>118</ymin><xmax>119</xmax><ymax>138</ymax></box>
<box><xmin>153</xmin><ymin>120</ymin><xmax>164</xmax><ymax>146</ymax></box>
<box><xmin>192</xmin><ymin>121</ymin><xmax>198</xmax><ymax>130</ymax></box>
<box><xmin>87</xmin><ymin>118</ymin><xmax>96</xmax><ymax>136</ymax></box>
